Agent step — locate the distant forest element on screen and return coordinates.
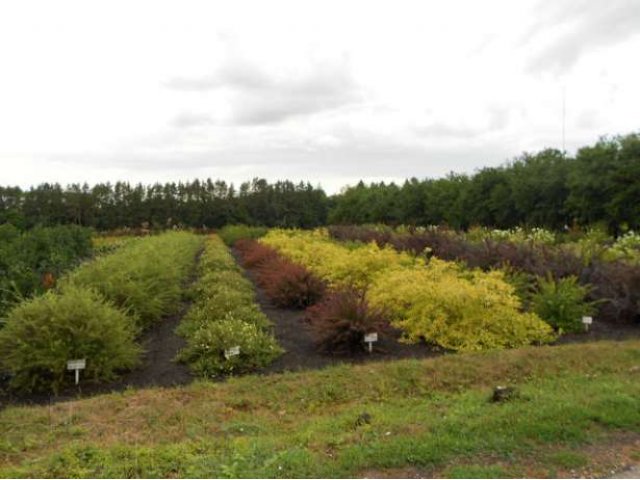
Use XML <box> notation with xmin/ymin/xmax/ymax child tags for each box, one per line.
<box><xmin>1</xmin><ymin>132</ymin><xmax>638</xmax><ymax>232</ymax></box>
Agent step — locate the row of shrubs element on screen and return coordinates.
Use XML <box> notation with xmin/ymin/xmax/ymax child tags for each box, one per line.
<box><xmin>328</xmin><ymin>225</ymin><xmax>640</xmax><ymax>324</ymax></box>
<box><xmin>218</xmin><ymin>224</ymin><xmax>268</xmax><ymax>247</ymax></box>
<box><xmin>0</xmin><ymin>232</ymin><xmax>203</xmax><ymax>393</ymax></box>
<box><xmin>176</xmin><ymin>235</ymin><xmax>282</xmax><ymax>377</ymax></box>
<box><xmin>234</xmin><ymin>239</ymin><xmax>373</xmax><ymax>353</ymax></box>
<box><xmin>259</xmin><ymin>230</ymin><xmax>557</xmax><ymax>352</ymax></box>
<box><xmin>0</xmin><ymin>224</ymin><xmax>93</xmax><ymax>318</ymax></box>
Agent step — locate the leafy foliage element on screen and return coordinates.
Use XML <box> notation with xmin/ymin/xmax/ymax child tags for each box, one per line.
<box><xmin>236</xmin><ymin>239</ymin><xmax>326</xmax><ymax>309</ymax></box>
<box><xmin>329</xmin><ymin>224</ymin><xmax>640</xmax><ymax>324</ymax></box>
<box><xmin>368</xmin><ymin>260</ymin><xmax>555</xmax><ymax>351</ymax></box>
<box><xmin>218</xmin><ymin>224</ymin><xmax>268</xmax><ymax>246</ymax></box>
<box><xmin>178</xmin><ymin>317</ymin><xmax>282</xmax><ymax>376</ymax></box>
<box><xmin>0</xmin><ymin>224</ymin><xmax>93</xmax><ymax>318</ymax></box>
<box><xmin>62</xmin><ymin>231</ymin><xmax>202</xmax><ymax>329</ymax></box>
<box><xmin>531</xmin><ymin>276</ymin><xmax>595</xmax><ymax>333</ymax></box>
<box><xmin>586</xmin><ymin>260</ymin><xmax>640</xmax><ymax>324</ymax></box>
<box><xmin>265</xmin><ymin>229</ymin><xmax>555</xmax><ymax>351</ymax></box>
<box><xmin>305</xmin><ymin>289</ymin><xmax>389</xmax><ymax>353</ymax></box>
<box><xmin>0</xmin><ymin>286</ymin><xmax>140</xmax><ymax>393</ymax></box>
<box><xmin>262</xmin><ymin>229</ymin><xmax>418</xmax><ymax>289</ymax></box>
<box><xmin>177</xmin><ymin>236</ymin><xmax>282</xmax><ymax>376</ymax></box>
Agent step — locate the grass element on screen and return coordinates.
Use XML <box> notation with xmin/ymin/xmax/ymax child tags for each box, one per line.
<box><xmin>1</xmin><ymin>340</ymin><xmax>640</xmax><ymax>477</ymax></box>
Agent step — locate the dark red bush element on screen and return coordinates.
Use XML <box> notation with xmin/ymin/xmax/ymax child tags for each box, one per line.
<box><xmin>236</xmin><ymin>239</ymin><xmax>326</xmax><ymax>309</ymax></box>
<box><xmin>259</xmin><ymin>260</ymin><xmax>327</xmax><ymax>308</ymax></box>
<box><xmin>586</xmin><ymin>260</ymin><xmax>640</xmax><ymax>323</ymax></box>
<box><xmin>305</xmin><ymin>289</ymin><xmax>390</xmax><ymax>353</ymax></box>
<box><xmin>235</xmin><ymin>239</ymin><xmax>279</xmax><ymax>269</ymax></box>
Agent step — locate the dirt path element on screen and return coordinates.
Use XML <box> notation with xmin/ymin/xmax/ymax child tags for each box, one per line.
<box><xmin>116</xmin><ymin>301</ymin><xmax>192</xmax><ymax>388</ymax></box>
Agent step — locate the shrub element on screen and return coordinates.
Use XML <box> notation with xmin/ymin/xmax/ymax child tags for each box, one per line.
<box><xmin>259</xmin><ymin>259</ymin><xmax>327</xmax><ymax>308</ymax></box>
<box><xmin>0</xmin><ymin>225</ymin><xmax>93</xmax><ymax>317</ymax></box>
<box><xmin>176</xmin><ymin>235</ymin><xmax>282</xmax><ymax>376</ymax></box>
<box><xmin>586</xmin><ymin>260</ymin><xmax>640</xmax><ymax>323</ymax></box>
<box><xmin>604</xmin><ymin>231</ymin><xmax>640</xmax><ymax>263</ymax></box>
<box><xmin>0</xmin><ymin>286</ymin><xmax>140</xmax><ymax>393</ymax></box>
<box><xmin>177</xmin><ymin>316</ymin><xmax>282</xmax><ymax>376</ymax></box>
<box><xmin>177</xmin><ymin>296</ymin><xmax>271</xmax><ymax>338</ymax></box>
<box><xmin>218</xmin><ymin>225</ymin><xmax>268</xmax><ymax>246</ymax></box>
<box><xmin>531</xmin><ymin>276</ymin><xmax>596</xmax><ymax>333</ymax></box>
<box><xmin>62</xmin><ymin>232</ymin><xmax>202</xmax><ymax>329</ymax></box>
<box><xmin>305</xmin><ymin>289</ymin><xmax>389</xmax><ymax>353</ymax></box>
<box><xmin>235</xmin><ymin>238</ymin><xmax>279</xmax><ymax>269</ymax></box>
<box><xmin>236</xmin><ymin>239</ymin><xmax>326</xmax><ymax>309</ymax></box>
<box><xmin>262</xmin><ymin>229</ymin><xmax>418</xmax><ymax>289</ymax></box>
<box><xmin>368</xmin><ymin>260</ymin><xmax>556</xmax><ymax>351</ymax></box>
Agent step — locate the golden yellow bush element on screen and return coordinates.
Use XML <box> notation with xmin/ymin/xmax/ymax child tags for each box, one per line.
<box><xmin>262</xmin><ymin>229</ymin><xmax>418</xmax><ymax>288</ymax></box>
<box><xmin>368</xmin><ymin>260</ymin><xmax>555</xmax><ymax>351</ymax></box>
<box><xmin>262</xmin><ymin>230</ymin><xmax>556</xmax><ymax>351</ymax></box>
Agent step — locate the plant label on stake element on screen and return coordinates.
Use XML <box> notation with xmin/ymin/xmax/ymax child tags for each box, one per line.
<box><xmin>364</xmin><ymin>332</ymin><xmax>378</xmax><ymax>353</ymax></box>
<box><xmin>66</xmin><ymin>359</ymin><xmax>86</xmax><ymax>385</ymax></box>
<box><xmin>582</xmin><ymin>316</ymin><xmax>593</xmax><ymax>331</ymax></box>
<box><xmin>224</xmin><ymin>346</ymin><xmax>240</xmax><ymax>360</ymax></box>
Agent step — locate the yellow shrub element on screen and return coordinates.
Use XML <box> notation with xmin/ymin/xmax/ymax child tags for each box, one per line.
<box><xmin>262</xmin><ymin>229</ymin><xmax>418</xmax><ymax>288</ymax></box>
<box><xmin>368</xmin><ymin>260</ymin><xmax>555</xmax><ymax>351</ymax></box>
<box><xmin>263</xmin><ymin>229</ymin><xmax>556</xmax><ymax>351</ymax></box>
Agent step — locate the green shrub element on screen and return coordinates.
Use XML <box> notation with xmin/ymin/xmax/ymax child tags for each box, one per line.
<box><xmin>218</xmin><ymin>225</ymin><xmax>268</xmax><ymax>246</ymax></box>
<box><xmin>177</xmin><ymin>301</ymin><xmax>271</xmax><ymax>338</ymax></box>
<box><xmin>62</xmin><ymin>232</ymin><xmax>202</xmax><ymax>328</ymax></box>
<box><xmin>177</xmin><ymin>235</ymin><xmax>282</xmax><ymax>376</ymax></box>
<box><xmin>0</xmin><ymin>224</ymin><xmax>93</xmax><ymax>317</ymax></box>
<box><xmin>0</xmin><ymin>286</ymin><xmax>140</xmax><ymax>393</ymax></box>
<box><xmin>604</xmin><ymin>231</ymin><xmax>640</xmax><ymax>264</ymax></box>
<box><xmin>531</xmin><ymin>276</ymin><xmax>596</xmax><ymax>333</ymax></box>
<box><xmin>177</xmin><ymin>316</ymin><xmax>282</xmax><ymax>376</ymax></box>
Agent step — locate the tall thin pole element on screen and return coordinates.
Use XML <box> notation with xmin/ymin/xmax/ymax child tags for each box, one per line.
<box><xmin>562</xmin><ymin>85</ymin><xmax>566</xmax><ymax>153</ymax></box>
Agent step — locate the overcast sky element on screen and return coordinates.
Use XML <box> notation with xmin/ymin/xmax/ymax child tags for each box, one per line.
<box><xmin>0</xmin><ymin>0</ymin><xmax>638</xmax><ymax>193</ymax></box>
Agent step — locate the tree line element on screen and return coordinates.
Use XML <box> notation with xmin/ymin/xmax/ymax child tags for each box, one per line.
<box><xmin>1</xmin><ymin>132</ymin><xmax>638</xmax><ymax>232</ymax></box>
<box><xmin>0</xmin><ymin>179</ymin><xmax>329</xmax><ymax>230</ymax></box>
<box><xmin>330</xmin><ymin>132</ymin><xmax>640</xmax><ymax>233</ymax></box>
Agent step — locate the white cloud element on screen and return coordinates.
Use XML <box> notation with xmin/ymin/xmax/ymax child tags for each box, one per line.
<box><xmin>0</xmin><ymin>0</ymin><xmax>638</xmax><ymax>194</ymax></box>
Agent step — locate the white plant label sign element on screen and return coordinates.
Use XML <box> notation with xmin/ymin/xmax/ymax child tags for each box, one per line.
<box><xmin>364</xmin><ymin>333</ymin><xmax>378</xmax><ymax>343</ymax></box>
<box><xmin>225</xmin><ymin>346</ymin><xmax>241</xmax><ymax>360</ymax></box>
<box><xmin>67</xmin><ymin>359</ymin><xmax>86</xmax><ymax>385</ymax></box>
<box><xmin>582</xmin><ymin>316</ymin><xmax>593</xmax><ymax>331</ymax></box>
<box><xmin>364</xmin><ymin>332</ymin><xmax>378</xmax><ymax>353</ymax></box>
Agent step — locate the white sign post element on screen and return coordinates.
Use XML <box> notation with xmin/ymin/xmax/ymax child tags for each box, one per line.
<box><xmin>364</xmin><ymin>332</ymin><xmax>378</xmax><ymax>353</ymax></box>
<box><xmin>582</xmin><ymin>316</ymin><xmax>593</xmax><ymax>332</ymax></box>
<box><xmin>224</xmin><ymin>346</ymin><xmax>240</xmax><ymax>360</ymax></box>
<box><xmin>66</xmin><ymin>359</ymin><xmax>86</xmax><ymax>385</ymax></box>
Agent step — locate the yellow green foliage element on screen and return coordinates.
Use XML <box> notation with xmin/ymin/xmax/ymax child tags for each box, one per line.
<box><xmin>262</xmin><ymin>229</ymin><xmax>418</xmax><ymax>288</ymax></box>
<box><xmin>368</xmin><ymin>259</ymin><xmax>555</xmax><ymax>351</ymax></box>
<box><xmin>263</xmin><ymin>229</ymin><xmax>556</xmax><ymax>351</ymax></box>
<box><xmin>177</xmin><ymin>235</ymin><xmax>282</xmax><ymax>376</ymax></box>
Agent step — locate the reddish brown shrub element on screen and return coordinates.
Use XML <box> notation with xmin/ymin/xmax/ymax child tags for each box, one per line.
<box><xmin>235</xmin><ymin>239</ymin><xmax>279</xmax><ymax>269</ymax></box>
<box><xmin>586</xmin><ymin>260</ymin><xmax>640</xmax><ymax>323</ymax></box>
<box><xmin>236</xmin><ymin>239</ymin><xmax>326</xmax><ymax>309</ymax></box>
<box><xmin>259</xmin><ymin>260</ymin><xmax>327</xmax><ymax>308</ymax></box>
<box><xmin>305</xmin><ymin>288</ymin><xmax>390</xmax><ymax>353</ymax></box>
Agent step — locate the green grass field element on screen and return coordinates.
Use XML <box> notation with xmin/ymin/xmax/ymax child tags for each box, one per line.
<box><xmin>2</xmin><ymin>340</ymin><xmax>640</xmax><ymax>478</ymax></box>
